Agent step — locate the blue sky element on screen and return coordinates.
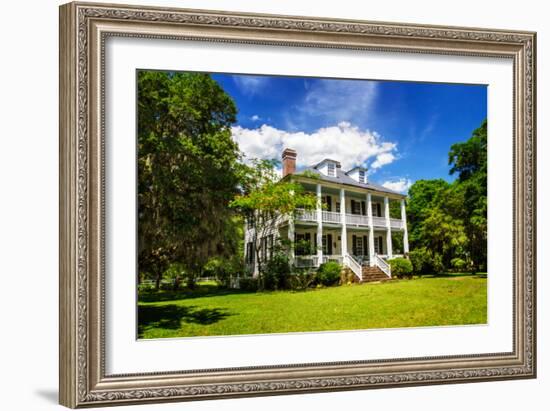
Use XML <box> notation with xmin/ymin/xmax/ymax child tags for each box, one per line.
<box><xmin>211</xmin><ymin>73</ymin><xmax>487</xmax><ymax>193</ymax></box>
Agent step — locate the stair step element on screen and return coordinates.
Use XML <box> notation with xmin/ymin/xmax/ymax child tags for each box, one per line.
<box><xmin>361</xmin><ymin>265</ymin><xmax>389</xmax><ymax>282</ymax></box>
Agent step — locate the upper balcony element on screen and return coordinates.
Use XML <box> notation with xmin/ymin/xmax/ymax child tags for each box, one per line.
<box><xmin>294</xmin><ymin>209</ymin><xmax>404</xmax><ymax>229</ymax></box>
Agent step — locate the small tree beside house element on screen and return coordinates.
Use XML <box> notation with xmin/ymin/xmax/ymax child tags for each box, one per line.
<box><xmin>230</xmin><ymin>158</ymin><xmax>318</xmax><ymax>286</ymax></box>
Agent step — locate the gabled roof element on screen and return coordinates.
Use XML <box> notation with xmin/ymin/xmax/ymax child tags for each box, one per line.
<box><xmin>312</xmin><ymin>158</ymin><xmax>341</xmax><ymax>169</ymax></box>
<box><xmin>293</xmin><ymin>166</ymin><xmax>405</xmax><ymax>197</ymax></box>
<box><xmin>346</xmin><ymin>166</ymin><xmax>367</xmax><ymax>174</ymax></box>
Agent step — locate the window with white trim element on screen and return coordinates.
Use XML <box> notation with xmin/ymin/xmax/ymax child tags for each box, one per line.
<box><xmin>327</xmin><ymin>162</ymin><xmax>335</xmax><ymax>177</ymax></box>
<box><xmin>359</xmin><ymin>170</ymin><xmax>366</xmax><ymax>183</ymax></box>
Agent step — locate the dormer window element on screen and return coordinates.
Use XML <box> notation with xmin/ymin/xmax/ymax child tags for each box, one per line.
<box><xmin>346</xmin><ymin>166</ymin><xmax>368</xmax><ymax>183</ymax></box>
<box><xmin>313</xmin><ymin>158</ymin><xmax>341</xmax><ymax>177</ymax></box>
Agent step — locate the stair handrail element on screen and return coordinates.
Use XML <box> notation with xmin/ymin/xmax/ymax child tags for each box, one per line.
<box><xmin>343</xmin><ymin>253</ymin><xmax>362</xmax><ymax>281</ymax></box>
<box><xmin>374</xmin><ymin>254</ymin><xmax>391</xmax><ymax>278</ymax></box>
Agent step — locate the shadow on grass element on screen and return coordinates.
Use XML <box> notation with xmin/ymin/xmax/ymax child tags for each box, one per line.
<box><xmin>138</xmin><ymin>284</ymin><xmax>254</xmax><ymax>303</ymax></box>
<box><xmin>138</xmin><ymin>304</ymin><xmax>233</xmax><ymax>337</ymax></box>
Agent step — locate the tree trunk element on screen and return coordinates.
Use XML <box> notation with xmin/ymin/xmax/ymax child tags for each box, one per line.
<box><xmin>155</xmin><ymin>271</ymin><xmax>162</xmax><ymax>290</ymax></box>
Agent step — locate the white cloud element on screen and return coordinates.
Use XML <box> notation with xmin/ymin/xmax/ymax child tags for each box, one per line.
<box><xmin>231</xmin><ymin>122</ymin><xmax>397</xmax><ymax>171</ymax></box>
<box><xmin>382</xmin><ymin>178</ymin><xmax>413</xmax><ymax>194</ymax></box>
<box><xmin>232</xmin><ymin>76</ymin><xmax>269</xmax><ymax>96</ymax></box>
<box><xmin>371</xmin><ymin>152</ymin><xmax>396</xmax><ymax>169</ymax></box>
<box><xmin>299</xmin><ymin>79</ymin><xmax>378</xmax><ymax>125</ymax></box>
<box><xmin>250</xmin><ymin>115</ymin><xmax>261</xmax><ymax>121</ymax></box>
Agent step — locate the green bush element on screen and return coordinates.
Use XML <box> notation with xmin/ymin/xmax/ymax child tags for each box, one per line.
<box><xmin>138</xmin><ymin>282</ymin><xmax>155</xmax><ymax>293</ymax></box>
<box><xmin>409</xmin><ymin>248</ymin><xmax>431</xmax><ymax>275</ymax></box>
<box><xmin>409</xmin><ymin>248</ymin><xmax>445</xmax><ymax>275</ymax></box>
<box><xmin>451</xmin><ymin>257</ymin><xmax>467</xmax><ymax>271</ymax></box>
<box><xmin>388</xmin><ymin>257</ymin><xmax>413</xmax><ymax>279</ymax></box>
<box><xmin>261</xmin><ymin>252</ymin><xmax>291</xmax><ymax>290</ymax></box>
<box><xmin>317</xmin><ymin>261</ymin><xmax>342</xmax><ymax>286</ymax></box>
<box><xmin>288</xmin><ymin>270</ymin><xmax>317</xmax><ymax>291</ymax></box>
<box><xmin>432</xmin><ymin>253</ymin><xmax>445</xmax><ymax>274</ymax></box>
<box><xmin>239</xmin><ymin>277</ymin><xmax>259</xmax><ymax>292</ymax></box>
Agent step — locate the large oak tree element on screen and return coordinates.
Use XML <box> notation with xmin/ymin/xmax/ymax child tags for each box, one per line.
<box><xmin>137</xmin><ymin>71</ymin><xmax>243</xmax><ymax>289</ymax></box>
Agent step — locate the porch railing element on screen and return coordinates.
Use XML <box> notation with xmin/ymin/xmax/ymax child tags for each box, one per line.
<box><xmin>294</xmin><ymin>255</ymin><xmax>319</xmax><ymax>268</ymax></box>
<box><xmin>390</xmin><ymin>219</ymin><xmax>404</xmax><ymax>229</ymax></box>
<box><xmin>322</xmin><ymin>211</ymin><xmax>341</xmax><ymax>224</ymax></box>
<box><xmin>294</xmin><ymin>209</ymin><xmax>316</xmax><ymax>222</ymax></box>
<box><xmin>374</xmin><ymin>254</ymin><xmax>391</xmax><ymax>278</ymax></box>
<box><xmin>372</xmin><ymin>216</ymin><xmax>387</xmax><ymax>227</ymax></box>
<box><xmin>345</xmin><ymin>213</ymin><xmax>369</xmax><ymax>226</ymax></box>
<box><xmin>295</xmin><ymin>255</ymin><xmax>344</xmax><ymax>268</ymax></box>
<box><xmin>343</xmin><ymin>253</ymin><xmax>362</xmax><ymax>281</ymax></box>
<box><xmin>322</xmin><ymin>255</ymin><xmax>343</xmax><ymax>264</ymax></box>
<box><xmin>294</xmin><ymin>210</ymin><xmax>404</xmax><ymax>230</ymax></box>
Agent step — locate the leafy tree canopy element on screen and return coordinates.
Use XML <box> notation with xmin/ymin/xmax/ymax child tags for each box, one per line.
<box><xmin>406</xmin><ymin>119</ymin><xmax>487</xmax><ymax>272</ymax></box>
<box><xmin>137</xmin><ymin>71</ymin><xmax>244</xmax><ymax>288</ymax></box>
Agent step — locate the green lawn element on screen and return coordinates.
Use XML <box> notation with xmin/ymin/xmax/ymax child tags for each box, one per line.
<box><xmin>138</xmin><ymin>274</ymin><xmax>487</xmax><ymax>339</ymax></box>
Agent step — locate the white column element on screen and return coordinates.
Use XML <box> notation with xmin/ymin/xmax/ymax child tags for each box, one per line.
<box><xmin>288</xmin><ymin>214</ymin><xmax>295</xmax><ymax>267</ymax></box>
<box><xmin>316</xmin><ymin>184</ymin><xmax>323</xmax><ymax>266</ymax></box>
<box><xmin>340</xmin><ymin>189</ymin><xmax>347</xmax><ymax>257</ymax></box>
<box><xmin>367</xmin><ymin>193</ymin><xmax>375</xmax><ymax>266</ymax></box>
<box><xmin>244</xmin><ymin>219</ymin><xmax>249</xmax><ymax>274</ymax></box>
<box><xmin>384</xmin><ymin>196</ymin><xmax>393</xmax><ymax>258</ymax></box>
<box><xmin>401</xmin><ymin>198</ymin><xmax>409</xmax><ymax>255</ymax></box>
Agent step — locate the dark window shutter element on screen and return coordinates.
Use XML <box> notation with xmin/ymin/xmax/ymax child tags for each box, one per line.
<box><xmin>379</xmin><ymin>237</ymin><xmax>383</xmax><ymax>253</ymax></box>
<box><xmin>377</xmin><ymin>203</ymin><xmax>382</xmax><ymax>217</ymax></box>
<box><xmin>327</xmin><ymin>234</ymin><xmax>333</xmax><ymax>255</ymax></box>
<box><xmin>361</xmin><ymin>201</ymin><xmax>366</xmax><ymax>215</ymax></box>
<box><xmin>326</xmin><ymin>195</ymin><xmax>332</xmax><ymax>211</ymax></box>
<box><xmin>351</xmin><ymin>200</ymin><xmax>356</xmax><ymax>214</ymax></box>
<box><xmin>363</xmin><ymin>236</ymin><xmax>368</xmax><ymax>255</ymax></box>
<box><xmin>352</xmin><ymin>235</ymin><xmax>357</xmax><ymax>255</ymax></box>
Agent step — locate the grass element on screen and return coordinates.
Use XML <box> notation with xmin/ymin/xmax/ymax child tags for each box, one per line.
<box><xmin>138</xmin><ymin>274</ymin><xmax>487</xmax><ymax>339</ymax></box>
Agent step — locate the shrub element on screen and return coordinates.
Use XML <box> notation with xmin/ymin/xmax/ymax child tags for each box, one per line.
<box><xmin>432</xmin><ymin>253</ymin><xmax>445</xmax><ymax>274</ymax></box>
<box><xmin>409</xmin><ymin>248</ymin><xmax>445</xmax><ymax>275</ymax></box>
<box><xmin>409</xmin><ymin>248</ymin><xmax>431</xmax><ymax>275</ymax></box>
<box><xmin>388</xmin><ymin>257</ymin><xmax>413</xmax><ymax>279</ymax></box>
<box><xmin>288</xmin><ymin>269</ymin><xmax>317</xmax><ymax>291</ymax></box>
<box><xmin>239</xmin><ymin>277</ymin><xmax>259</xmax><ymax>292</ymax></box>
<box><xmin>138</xmin><ymin>282</ymin><xmax>155</xmax><ymax>293</ymax></box>
<box><xmin>317</xmin><ymin>261</ymin><xmax>342</xmax><ymax>286</ymax></box>
<box><xmin>261</xmin><ymin>252</ymin><xmax>291</xmax><ymax>290</ymax></box>
<box><xmin>451</xmin><ymin>257</ymin><xmax>467</xmax><ymax>272</ymax></box>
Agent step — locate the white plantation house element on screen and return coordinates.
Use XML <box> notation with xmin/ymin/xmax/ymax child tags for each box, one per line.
<box><xmin>244</xmin><ymin>148</ymin><xmax>410</xmax><ymax>282</ymax></box>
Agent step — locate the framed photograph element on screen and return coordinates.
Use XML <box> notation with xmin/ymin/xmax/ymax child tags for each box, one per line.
<box><xmin>59</xmin><ymin>1</ymin><xmax>536</xmax><ymax>408</ymax></box>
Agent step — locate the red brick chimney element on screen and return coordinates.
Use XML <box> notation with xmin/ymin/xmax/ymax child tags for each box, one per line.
<box><xmin>282</xmin><ymin>148</ymin><xmax>297</xmax><ymax>178</ymax></box>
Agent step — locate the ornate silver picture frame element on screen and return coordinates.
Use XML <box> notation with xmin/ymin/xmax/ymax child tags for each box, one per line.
<box><xmin>59</xmin><ymin>1</ymin><xmax>536</xmax><ymax>408</ymax></box>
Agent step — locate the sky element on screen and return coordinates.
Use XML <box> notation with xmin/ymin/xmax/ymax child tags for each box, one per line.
<box><xmin>210</xmin><ymin>72</ymin><xmax>487</xmax><ymax>193</ymax></box>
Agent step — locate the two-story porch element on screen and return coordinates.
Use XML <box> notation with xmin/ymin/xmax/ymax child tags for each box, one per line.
<box><xmin>243</xmin><ymin>149</ymin><xmax>409</xmax><ymax>282</ymax></box>
<box><xmin>285</xmin><ymin>181</ymin><xmax>409</xmax><ymax>280</ymax></box>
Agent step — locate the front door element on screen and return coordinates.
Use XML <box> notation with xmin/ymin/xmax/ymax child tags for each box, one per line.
<box><xmin>374</xmin><ymin>235</ymin><xmax>384</xmax><ymax>254</ymax></box>
<box><xmin>322</xmin><ymin>234</ymin><xmax>333</xmax><ymax>255</ymax></box>
<box><xmin>351</xmin><ymin>234</ymin><xmax>369</xmax><ymax>263</ymax></box>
